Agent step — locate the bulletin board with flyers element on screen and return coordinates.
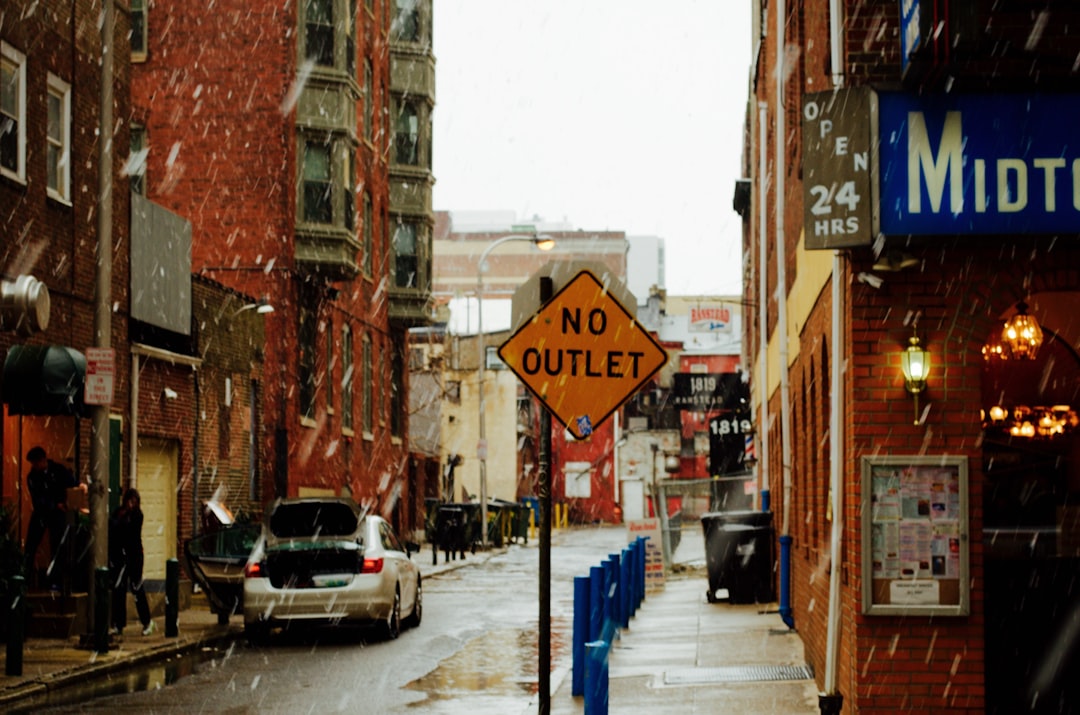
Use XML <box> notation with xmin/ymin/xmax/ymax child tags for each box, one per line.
<box><xmin>861</xmin><ymin>456</ymin><xmax>970</xmax><ymax>616</ymax></box>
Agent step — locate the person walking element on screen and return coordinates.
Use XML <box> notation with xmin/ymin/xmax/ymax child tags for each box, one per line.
<box><xmin>24</xmin><ymin>446</ymin><xmax>78</xmax><ymax>591</ymax></box>
<box><xmin>109</xmin><ymin>488</ymin><xmax>155</xmax><ymax>636</ymax></box>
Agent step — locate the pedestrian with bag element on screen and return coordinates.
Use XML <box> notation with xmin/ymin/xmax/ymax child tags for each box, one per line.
<box><xmin>109</xmin><ymin>487</ymin><xmax>155</xmax><ymax>636</ymax></box>
<box><xmin>24</xmin><ymin>446</ymin><xmax>78</xmax><ymax>591</ymax></box>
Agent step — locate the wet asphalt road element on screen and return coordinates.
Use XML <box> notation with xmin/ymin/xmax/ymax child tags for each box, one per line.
<box><xmin>34</xmin><ymin>525</ymin><xmax>636</xmax><ymax>714</ymax></box>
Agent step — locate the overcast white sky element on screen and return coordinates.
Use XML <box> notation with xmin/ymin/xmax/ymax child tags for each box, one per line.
<box><xmin>431</xmin><ymin>2</ymin><xmax>752</xmax><ymax>296</ymax></box>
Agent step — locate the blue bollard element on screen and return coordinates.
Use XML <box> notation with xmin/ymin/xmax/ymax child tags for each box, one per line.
<box><xmin>584</xmin><ymin>639</ymin><xmax>609</xmax><ymax>715</ymax></box>
<box><xmin>572</xmin><ymin>575</ymin><xmax>590</xmax><ymax>697</ymax></box>
<box><xmin>589</xmin><ymin>565</ymin><xmax>603</xmax><ymax>642</ymax></box>
<box><xmin>602</xmin><ymin>558</ymin><xmax>615</xmax><ymax>632</ymax></box>
<box><xmin>637</xmin><ymin>536</ymin><xmax>648</xmax><ymax>606</ymax></box>
<box><xmin>608</xmin><ymin>553</ymin><xmax>621</xmax><ymax>628</ymax></box>
<box><xmin>620</xmin><ymin>547</ymin><xmax>631</xmax><ymax>627</ymax></box>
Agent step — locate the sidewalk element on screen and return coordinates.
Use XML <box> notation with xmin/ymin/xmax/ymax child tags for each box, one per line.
<box><xmin>538</xmin><ymin>573</ymin><xmax>820</xmax><ymax>715</ymax></box>
<box><xmin>0</xmin><ymin>548</ymin><xmax>499</xmax><ymax>712</ymax></box>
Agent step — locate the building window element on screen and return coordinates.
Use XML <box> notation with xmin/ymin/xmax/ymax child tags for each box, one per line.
<box><xmin>391</xmin><ymin>0</ymin><xmax>421</xmax><ymax>42</ymax></box>
<box><xmin>446</xmin><ymin>380</ymin><xmax>461</xmax><ymax>405</ymax></box>
<box><xmin>46</xmin><ymin>74</ymin><xmax>71</xmax><ymax>203</ymax></box>
<box><xmin>303</xmin><ymin>141</ymin><xmax>332</xmax><ymax>224</ymax></box>
<box><xmin>392</xmin><ymin>221</ymin><xmax>418</xmax><ymax>288</ymax></box>
<box><xmin>362</xmin><ymin>192</ymin><xmax>373</xmax><ymax>276</ymax></box>
<box><xmin>346</xmin><ymin>0</ymin><xmax>357</xmax><ymax>78</ymax></box>
<box><xmin>362</xmin><ymin>334</ymin><xmax>373</xmax><ymax>434</ymax></box>
<box><xmin>299</xmin><ymin>301</ymin><xmax>317</xmax><ymax>421</ymax></box>
<box><xmin>363</xmin><ymin>60</ymin><xmax>373</xmax><ymax>143</ymax></box>
<box><xmin>344</xmin><ymin>149</ymin><xmax>355</xmax><ymax>231</ymax></box>
<box><xmin>305</xmin><ymin>0</ymin><xmax>334</xmax><ymax>67</ymax></box>
<box><xmin>342</xmin><ymin>325</ymin><xmax>354</xmax><ymax>430</ymax></box>
<box><xmin>394</xmin><ymin>99</ymin><xmax>419</xmax><ymax>165</ymax></box>
<box><xmin>131</xmin><ymin>0</ymin><xmax>148</xmax><ymax>59</ymax></box>
<box><xmin>326</xmin><ymin>319</ymin><xmax>335</xmax><ymax>413</ymax></box>
<box><xmin>0</xmin><ymin>42</ymin><xmax>26</xmax><ymax>183</ymax></box>
<box><xmin>391</xmin><ymin>348</ymin><xmax>404</xmax><ymax>437</ymax></box>
<box><xmin>129</xmin><ymin>125</ymin><xmax>147</xmax><ymax>195</ymax></box>
<box><xmin>485</xmin><ymin>345</ymin><xmax>505</xmax><ymax>370</ymax></box>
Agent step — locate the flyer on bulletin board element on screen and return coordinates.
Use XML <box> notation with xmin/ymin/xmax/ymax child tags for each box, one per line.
<box><xmin>863</xmin><ymin>456</ymin><xmax>968</xmax><ymax>616</ymax></box>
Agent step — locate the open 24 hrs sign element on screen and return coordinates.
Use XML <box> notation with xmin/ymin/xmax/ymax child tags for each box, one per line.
<box><xmin>498</xmin><ymin>270</ymin><xmax>667</xmax><ymax>440</ymax></box>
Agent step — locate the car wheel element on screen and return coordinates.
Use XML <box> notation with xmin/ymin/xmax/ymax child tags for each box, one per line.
<box><xmin>381</xmin><ymin>588</ymin><xmax>401</xmax><ymax>640</ymax></box>
<box><xmin>404</xmin><ymin>577</ymin><xmax>422</xmax><ymax>629</ymax></box>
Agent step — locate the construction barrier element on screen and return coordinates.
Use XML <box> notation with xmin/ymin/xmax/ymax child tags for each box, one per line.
<box><xmin>571</xmin><ymin>536</ymin><xmax>648</xmax><ymax>713</ymax></box>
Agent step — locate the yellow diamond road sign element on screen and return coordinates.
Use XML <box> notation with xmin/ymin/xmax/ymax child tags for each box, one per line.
<box><xmin>498</xmin><ymin>270</ymin><xmax>668</xmax><ymax>440</ymax></box>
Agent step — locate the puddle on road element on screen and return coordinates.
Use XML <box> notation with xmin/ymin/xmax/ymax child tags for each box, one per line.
<box><xmin>8</xmin><ymin>646</ymin><xmax>228</xmax><ymax>714</ymax></box>
<box><xmin>405</xmin><ymin>624</ymin><xmax>568</xmax><ymax>705</ymax></box>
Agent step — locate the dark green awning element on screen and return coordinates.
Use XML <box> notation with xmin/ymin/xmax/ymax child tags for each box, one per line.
<box><xmin>2</xmin><ymin>345</ymin><xmax>87</xmax><ymax>416</ymax></box>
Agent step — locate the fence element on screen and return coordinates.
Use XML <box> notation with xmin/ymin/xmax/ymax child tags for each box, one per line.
<box><xmin>571</xmin><ymin>536</ymin><xmax>648</xmax><ymax>715</ymax></box>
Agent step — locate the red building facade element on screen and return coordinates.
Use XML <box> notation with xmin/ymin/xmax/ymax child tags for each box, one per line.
<box><xmin>746</xmin><ymin>2</ymin><xmax>1080</xmax><ymax>713</ymax></box>
<box><xmin>131</xmin><ymin>1</ymin><xmax>412</xmax><ymax>526</ymax></box>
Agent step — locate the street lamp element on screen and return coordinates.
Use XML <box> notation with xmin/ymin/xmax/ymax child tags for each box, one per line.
<box><xmin>476</xmin><ymin>232</ymin><xmax>555</xmax><ymax>547</ymax></box>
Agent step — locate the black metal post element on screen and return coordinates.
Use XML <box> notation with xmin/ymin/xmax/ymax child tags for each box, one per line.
<box><xmin>6</xmin><ymin>575</ymin><xmax>25</xmax><ymax>675</ymax></box>
<box><xmin>165</xmin><ymin>558</ymin><xmax>179</xmax><ymax>637</ymax></box>
<box><xmin>94</xmin><ymin>567</ymin><xmax>109</xmax><ymax>653</ymax></box>
<box><xmin>538</xmin><ymin>275</ymin><xmax>553</xmax><ymax>715</ymax></box>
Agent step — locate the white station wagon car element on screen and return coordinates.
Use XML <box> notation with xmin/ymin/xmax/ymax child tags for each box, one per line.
<box><xmin>243</xmin><ymin>497</ymin><xmax>421</xmax><ymax>641</ymax></box>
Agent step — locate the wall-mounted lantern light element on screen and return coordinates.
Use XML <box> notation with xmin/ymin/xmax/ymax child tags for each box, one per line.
<box><xmin>900</xmin><ymin>326</ymin><xmax>930</xmax><ymax>425</ymax></box>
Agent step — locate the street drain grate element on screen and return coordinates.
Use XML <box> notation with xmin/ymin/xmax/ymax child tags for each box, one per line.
<box><xmin>664</xmin><ymin>665</ymin><xmax>814</xmax><ymax>685</ymax></box>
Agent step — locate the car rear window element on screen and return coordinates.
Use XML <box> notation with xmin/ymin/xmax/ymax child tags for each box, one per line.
<box><xmin>268</xmin><ymin>502</ymin><xmax>359</xmax><ymax>538</ymax></box>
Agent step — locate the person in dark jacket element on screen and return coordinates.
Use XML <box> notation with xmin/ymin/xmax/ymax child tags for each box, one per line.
<box><xmin>24</xmin><ymin>446</ymin><xmax>78</xmax><ymax>591</ymax></box>
<box><xmin>109</xmin><ymin>488</ymin><xmax>155</xmax><ymax>636</ymax></box>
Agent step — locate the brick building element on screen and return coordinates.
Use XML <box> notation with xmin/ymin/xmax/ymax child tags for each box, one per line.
<box><xmin>744</xmin><ymin>2</ymin><xmax>1080</xmax><ymax>713</ymax></box>
<box><xmin>130</xmin><ymin>0</ymin><xmax>433</xmax><ymax>537</ymax></box>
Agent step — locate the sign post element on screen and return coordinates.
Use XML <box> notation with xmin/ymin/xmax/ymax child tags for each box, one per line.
<box><xmin>84</xmin><ymin>347</ymin><xmax>115</xmax><ymax>406</ymax></box>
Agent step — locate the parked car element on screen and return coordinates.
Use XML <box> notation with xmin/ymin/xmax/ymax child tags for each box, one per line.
<box><xmin>243</xmin><ymin>497</ymin><xmax>421</xmax><ymax>642</ymax></box>
<box><xmin>184</xmin><ymin>520</ymin><xmax>261</xmax><ymax>624</ymax></box>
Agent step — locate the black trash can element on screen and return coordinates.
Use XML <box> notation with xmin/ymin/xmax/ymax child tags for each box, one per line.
<box><xmin>435</xmin><ymin>505</ymin><xmax>468</xmax><ymax>557</ymax></box>
<box><xmin>700</xmin><ymin>510</ymin><xmax>775</xmax><ymax>604</ymax></box>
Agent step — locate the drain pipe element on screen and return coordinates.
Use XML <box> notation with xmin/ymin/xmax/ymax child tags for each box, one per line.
<box><xmin>774</xmin><ymin>0</ymin><xmax>796</xmax><ymax>632</ymax></box>
<box><xmin>756</xmin><ymin>102</ymin><xmax>770</xmax><ymax>517</ymax></box>
<box><xmin>820</xmin><ymin>5</ymin><xmax>846</xmax><ymax>713</ymax></box>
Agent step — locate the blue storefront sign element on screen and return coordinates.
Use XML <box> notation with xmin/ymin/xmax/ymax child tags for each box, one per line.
<box><xmin>878</xmin><ymin>92</ymin><xmax>1080</xmax><ymax>236</ymax></box>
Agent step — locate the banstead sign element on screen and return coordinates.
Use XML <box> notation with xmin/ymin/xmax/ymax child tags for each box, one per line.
<box><xmin>498</xmin><ymin>270</ymin><xmax>667</xmax><ymax>440</ymax></box>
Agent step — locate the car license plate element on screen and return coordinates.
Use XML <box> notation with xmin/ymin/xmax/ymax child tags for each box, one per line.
<box><xmin>312</xmin><ymin>574</ymin><xmax>351</xmax><ymax>588</ymax></box>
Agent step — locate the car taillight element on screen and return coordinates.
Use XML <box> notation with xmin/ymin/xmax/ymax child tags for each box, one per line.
<box><xmin>361</xmin><ymin>557</ymin><xmax>383</xmax><ymax>574</ymax></box>
<box><xmin>244</xmin><ymin>561</ymin><xmax>264</xmax><ymax>578</ymax></box>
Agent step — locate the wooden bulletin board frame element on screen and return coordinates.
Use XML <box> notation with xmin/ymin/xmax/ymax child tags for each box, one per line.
<box><xmin>861</xmin><ymin>455</ymin><xmax>970</xmax><ymax>616</ymax></box>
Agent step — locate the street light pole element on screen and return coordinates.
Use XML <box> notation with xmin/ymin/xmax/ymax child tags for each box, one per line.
<box><xmin>476</xmin><ymin>231</ymin><xmax>554</xmax><ymax>548</ymax></box>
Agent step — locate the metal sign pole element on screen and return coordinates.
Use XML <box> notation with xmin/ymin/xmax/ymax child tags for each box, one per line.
<box><xmin>538</xmin><ymin>276</ymin><xmax>553</xmax><ymax>715</ymax></box>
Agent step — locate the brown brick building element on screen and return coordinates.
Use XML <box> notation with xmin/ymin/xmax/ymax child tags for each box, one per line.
<box><xmin>130</xmin><ymin>0</ymin><xmax>431</xmax><ymax>536</ymax></box>
<box><xmin>745</xmin><ymin>2</ymin><xmax>1080</xmax><ymax>713</ymax></box>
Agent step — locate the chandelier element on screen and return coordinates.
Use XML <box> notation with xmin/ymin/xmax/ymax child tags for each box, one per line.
<box><xmin>999</xmin><ymin>301</ymin><xmax>1043</xmax><ymax>360</ymax></box>
<box><xmin>982</xmin><ymin>404</ymin><xmax>1079</xmax><ymax>439</ymax></box>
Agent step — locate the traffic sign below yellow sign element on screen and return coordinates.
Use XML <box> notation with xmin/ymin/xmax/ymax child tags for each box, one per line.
<box><xmin>498</xmin><ymin>270</ymin><xmax>667</xmax><ymax>440</ymax></box>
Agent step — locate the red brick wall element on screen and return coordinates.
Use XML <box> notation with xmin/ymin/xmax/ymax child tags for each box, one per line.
<box><xmin>130</xmin><ymin>1</ymin><xmax>410</xmax><ymax>528</ymax></box>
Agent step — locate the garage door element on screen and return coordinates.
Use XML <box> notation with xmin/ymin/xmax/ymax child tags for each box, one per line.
<box><xmin>136</xmin><ymin>438</ymin><xmax>178</xmax><ymax>581</ymax></box>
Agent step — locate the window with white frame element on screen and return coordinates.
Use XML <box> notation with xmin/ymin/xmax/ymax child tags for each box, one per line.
<box><xmin>305</xmin><ymin>0</ymin><xmax>334</xmax><ymax>67</ymax></box>
<box><xmin>131</xmin><ymin>0</ymin><xmax>148</xmax><ymax>60</ymax></box>
<box><xmin>1</xmin><ymin>42</ymin><xmax>26</xmax><ymax>182</ymax></box>
<box><xmin>362</xmin><ymin>333</ymin><xmax>373</xmax><ymax>435</ymax></box>
<box><xmin>46</xmin><ymin>74</ymin><xmax>71</xmax><ymax>202</ymax></box>
<box><xmin>303</xmin><ymin>140</ymin><xmax>332</xmax><ymax>224</ymax></box>
<box><xmin>342</xmin><ymin>325</ymin><xmax>354</xmax><ymax>431</ymax></box>
<box><xmin>485</xmin><ymin>345</ymin><xmax>505</xmax><ymax>370</ymax></box>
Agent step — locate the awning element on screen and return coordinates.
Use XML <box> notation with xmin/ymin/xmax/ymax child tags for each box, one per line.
<box><xmin>2</xmin><ymin>345</ymin><xmax>87</xmax><ymax>416</ymax></box>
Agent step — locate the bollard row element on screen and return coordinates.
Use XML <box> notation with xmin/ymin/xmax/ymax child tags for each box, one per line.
<box><xmin>571</xmin><ymin>536</ymin><xmax>649</xmax><ymax>715</ymax></box>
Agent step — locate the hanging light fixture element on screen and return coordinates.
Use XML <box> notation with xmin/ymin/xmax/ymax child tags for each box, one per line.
<box><xmin>1000</xmin><ymin>301</ymin><xmax>1043</xmax><ymax>360</ymax></box>
<box><xmin>900</xmin><ymin>326</ymin><xmax>930</xmax><ymax>425</ymax></box>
